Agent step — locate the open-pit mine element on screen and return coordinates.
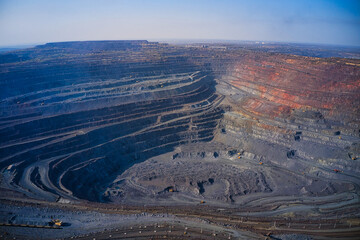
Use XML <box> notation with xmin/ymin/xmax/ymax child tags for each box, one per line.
<box><xmin>0</xmin><ymin>40</ymin><xmax>359</xmax><ymax>239</ymax></box>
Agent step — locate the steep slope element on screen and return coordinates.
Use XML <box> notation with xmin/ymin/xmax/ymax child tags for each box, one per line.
<box><xmin>0</xmin><ymin>41</ymin><xmax>224</xmax><ymax>202</ymax></box>
<box><xmin>0</xmin><ymin>41</ymin><xmax>359</xmax><ymax>217</ymax></box>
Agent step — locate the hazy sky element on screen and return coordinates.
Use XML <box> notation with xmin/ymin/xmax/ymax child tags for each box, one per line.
<box><xmin>0</xmin><ymin>0</ymin><xmax>359</xmax><ymax>47</ymax></box>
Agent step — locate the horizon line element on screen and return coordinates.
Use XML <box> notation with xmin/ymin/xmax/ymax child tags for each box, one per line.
<box><xmin>1</xmin><ymin>38</ymin><xmax>360</xmax><ymax>49</ymax></box>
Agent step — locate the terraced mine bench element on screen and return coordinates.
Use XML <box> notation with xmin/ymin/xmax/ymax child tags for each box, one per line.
<box><xmin>0</xmin><ymin>40</ymin><xmax>359</xmax><ymax>239</ymax></box>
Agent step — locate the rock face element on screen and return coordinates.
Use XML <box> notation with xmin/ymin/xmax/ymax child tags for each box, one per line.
<box><xmin>0</xmin><ymin>41</ymin><xmax>359</xmax><ymax>214</ymax></box>
<box><xmin>227</xmin><ymin>53</ymin><xmax>360</xmax><ymax>123</ymax></box>
<box><xmin>0</xmin><ymin>41</ymin><xmax>223</xmax><ymax>202</ymax></box>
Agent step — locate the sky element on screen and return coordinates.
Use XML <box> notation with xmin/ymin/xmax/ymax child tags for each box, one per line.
<box><xmin>0</xmin><ymin>0</ymin><xmax>359</xmax><ymax>47</ymax></box>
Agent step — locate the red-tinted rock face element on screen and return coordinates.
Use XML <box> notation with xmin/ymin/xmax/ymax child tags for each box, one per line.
<box><xmin>227</xmin><ymin>53</ymin><xmax>360</xmax><ymax>122</ymax></box>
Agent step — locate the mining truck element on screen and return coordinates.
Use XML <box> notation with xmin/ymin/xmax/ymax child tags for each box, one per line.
<box><xmin>49</xmin><ymin>219</ymin><xmax>63</xmax><ymax>227</ymax></box>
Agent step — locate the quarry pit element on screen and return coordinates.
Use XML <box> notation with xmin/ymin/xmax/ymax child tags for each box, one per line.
<box><xmin>0</xmin><ymin>41</ymin><xmax>359</xmax><ymax>239</ymax></box>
